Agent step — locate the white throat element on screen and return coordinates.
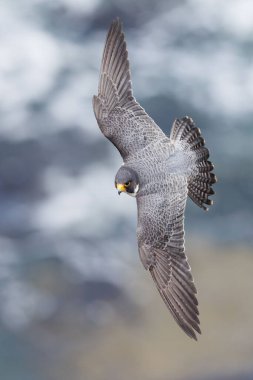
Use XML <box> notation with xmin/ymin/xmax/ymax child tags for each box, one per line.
<box><xmin>128</xmin><ymin>183</ymin><xmax>139</xmax><ymax>197</ymax></box>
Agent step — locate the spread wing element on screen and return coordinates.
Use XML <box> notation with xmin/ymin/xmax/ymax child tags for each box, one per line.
<box><xmin>93</xmin><ymin>19</ymin><xmax>165</xmax><ymax>161</ymax></box>
<box><xmin>137</xmin><ymin>177</ymin><xmax>201</xmax><ymax>340</ymax></box>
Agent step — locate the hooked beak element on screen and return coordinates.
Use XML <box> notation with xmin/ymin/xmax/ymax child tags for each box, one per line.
<box><xmin>116</xmin><ymin>183</ymin><xmax>126</xmax><ymax>195</ymax></box>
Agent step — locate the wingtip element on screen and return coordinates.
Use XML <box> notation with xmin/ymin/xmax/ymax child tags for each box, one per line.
<box><xmin>111</xmin><ymin>17</ymin><xmax>122</xmax><ymax>31</ymax></box>
<box><xmin>106</xmin><ymin>18</ymin><xmax>122</xmax><ymax>41</ymax></box>
<box><xmin>183</xmin><ymin>324</ymin><xmax>201</xmax><ymax>341</ymax></box>
<box><xmin>115</xmin><ymin>16</ymin><xmax>122</xmax><ymax>24</ymax></box>
<box><xmin>189</xmin><ymin>325</ymin><xmax>201</xmax><ymax>341</ymax></box>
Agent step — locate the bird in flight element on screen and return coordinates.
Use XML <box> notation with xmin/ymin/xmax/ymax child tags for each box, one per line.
<box><xmin>93</xmin><ymin>19</ymin><xmax>216</xmax><ymax>340</ymax></box>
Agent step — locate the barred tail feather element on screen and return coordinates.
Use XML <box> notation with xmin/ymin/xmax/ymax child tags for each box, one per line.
<box><xmin>171</xmin><ymin>116</ymin><xmax>217</xmax><ymax>211</ymax></box>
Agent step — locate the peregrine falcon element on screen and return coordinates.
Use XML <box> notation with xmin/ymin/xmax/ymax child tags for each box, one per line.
<box><xmin>93</xmin><ymin>19</ymin><xmax>216</xmax><ymax>340</ymax></box>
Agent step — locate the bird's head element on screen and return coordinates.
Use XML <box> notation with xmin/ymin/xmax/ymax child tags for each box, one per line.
<box><xmin>115</xmin><ymin>166</ymin><xmax>139</xmax><ymax>197</ymax></box>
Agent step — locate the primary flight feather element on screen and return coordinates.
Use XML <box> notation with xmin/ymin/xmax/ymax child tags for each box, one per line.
<box><xmin>93</xmin><ymin>19</ymin><xmax>216</xmax><ymax>340</ymax></box>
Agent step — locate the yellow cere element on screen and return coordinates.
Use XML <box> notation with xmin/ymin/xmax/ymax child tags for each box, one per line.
<box><xmin>116</xmin><ymin>183</ymin><xmax>126</xmax><ymax>192</ymax></box>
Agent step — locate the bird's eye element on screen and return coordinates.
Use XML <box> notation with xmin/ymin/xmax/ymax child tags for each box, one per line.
<box><xmin>125</xmin><ymin>181</ymin><xmax>130</xmax><ymax>187</ymax></box>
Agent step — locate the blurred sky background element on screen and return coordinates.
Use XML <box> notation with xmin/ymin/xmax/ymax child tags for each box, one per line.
<box><xmin>0</xmin><ymin>0</ymin><xmax>253</xmax><ymax>379</ymax></box>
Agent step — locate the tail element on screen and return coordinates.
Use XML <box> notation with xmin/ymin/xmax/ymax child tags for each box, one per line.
<box><xmin>170</xmin><ymin>116</ymin><xmax>217</xmax><ymax>211</ymax></box>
